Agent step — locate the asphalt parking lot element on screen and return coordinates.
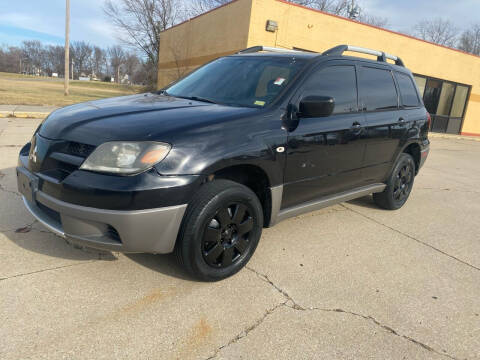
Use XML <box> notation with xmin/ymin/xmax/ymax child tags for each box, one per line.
<box><xmin>1</xmin><ymin>117</ymin><xmax>479</xmax><ymax>360</ymax></box>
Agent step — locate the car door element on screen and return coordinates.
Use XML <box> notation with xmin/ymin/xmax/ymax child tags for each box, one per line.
<box><xmin>358</xmin><ymin>64</ymin><xmax>406</xmax><ymax>184</ymax></box>
<box><xmin>394</xmin><ymin>70</ymin><xmax>425</xmax><ymax>135</ymax></box>
<box><xmin>282</xmin><ymin>62</ymin><xmax>367</xmax><ymax>209</ymax></box>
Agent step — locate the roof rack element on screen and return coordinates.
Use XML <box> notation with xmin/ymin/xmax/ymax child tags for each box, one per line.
<box><xmin>322</xmin><ymin>45</ymin><xmax>405</xmax><ymax>67</ymax></box>
<box><xmin>237</xmin><ymin>46</ymin><xmax>303</xmax><ymax>54</ymax></box>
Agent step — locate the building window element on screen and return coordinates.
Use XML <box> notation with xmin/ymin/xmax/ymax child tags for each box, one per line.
<box><xmin>451</xmin><ymin>85</ymin><xmax>469</xmax><ymax>118</ymax></box>
<box><xmin>423</xmin><ymin>78</ymin><xmax>442</xmax><ymax>115</ymax></box>
<box><xmin>414</xmin><ymin>73</ymin><xmax>471</xmax><ymax>134</ymax></box>
<box><xmin>437</xmin><ymin>82</ymin><xmax>455</xmax><ymax>116</ymax></box>
<box><xmin>414</xmin><ymin>76</ymin><xmax>426</xmax><ymax>98</ymax></box>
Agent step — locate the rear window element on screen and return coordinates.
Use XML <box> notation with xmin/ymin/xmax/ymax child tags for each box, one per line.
<box><xmin>360</xmin><ymin>67</ymin><xmax>398</xmax><ymax>111</ymax></box>
<box><xmin>396</xmin><ymin>72</ymin><xmax>420</xmax><ymax>107</ymax></box>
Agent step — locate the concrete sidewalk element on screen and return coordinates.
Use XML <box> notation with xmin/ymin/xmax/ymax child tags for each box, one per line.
<box><xmin>0</xmin><ymin>105</ymin><xmax>58</xmax><ymax>119</ymax></box>
<box><xmin>429</xmin><ymin>132</ymin><xmax>480</xmax><ymax>142</ymax></box>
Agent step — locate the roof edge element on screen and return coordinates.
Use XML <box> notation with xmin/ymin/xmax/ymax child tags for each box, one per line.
<box><xmin>161</xmin><ymin>0</ymin><xmax>243</xmax><ymax>33</ymax></box>
<box><xmin>275</xmin><ymin>0</ymin><xmax>480</xmax><ymax>60</ymax></box>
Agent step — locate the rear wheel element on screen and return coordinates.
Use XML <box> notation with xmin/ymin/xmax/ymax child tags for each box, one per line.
<box><xmin>175</xmin><ymin>179</ymin><xmax>263</xmax><ymax>281</ymax></box>
<box><xmin>373</xmin><ymin>153</ymin><xmax>415</xmax><ymax>210</ymax></box>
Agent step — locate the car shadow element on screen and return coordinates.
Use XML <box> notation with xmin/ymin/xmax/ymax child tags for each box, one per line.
<box><xmin>346</xmin><ymin>195</ymin><xmax>379</xmax><ymax>209</ymax></box>
<box><xmin>125</xmin><ymin>253</ymin><xmax>192</xmax><ymax>280</ymax></box>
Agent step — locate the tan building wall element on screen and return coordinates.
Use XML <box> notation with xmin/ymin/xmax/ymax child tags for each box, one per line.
<box><xmin>158</xmin><ymin>0</ymin><xmax>480</xmax><ymax>136</ymax></box>
<box><xmin>157</xmin><ymin>0</ymin><xmax>252</xmax><ymax>87</ymax></box>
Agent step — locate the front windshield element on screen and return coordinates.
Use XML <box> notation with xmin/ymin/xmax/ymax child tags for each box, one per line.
<box><xmin>165</xmin><ymin>56</ymin><xmax>307</xmax><ymax>108</ymax></box>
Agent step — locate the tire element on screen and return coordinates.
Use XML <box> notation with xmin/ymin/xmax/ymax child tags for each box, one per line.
<box><xmin>175</xmin><ymin>179</ymin><xmax>263</xmax><ymax>281</ymax></box>
<box><xmin>373</xmin><ymin>153</ymin><xmax>416</xmax><ymax>210</ymax></box>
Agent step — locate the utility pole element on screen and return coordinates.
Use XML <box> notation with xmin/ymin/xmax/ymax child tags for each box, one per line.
<box><xmin>64</xmin><ymin>0</ymin><xmax>70</xmax><ymax>96</ymax></box>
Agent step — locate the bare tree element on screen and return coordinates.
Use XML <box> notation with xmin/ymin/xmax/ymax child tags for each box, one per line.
<box><xmin>189</xmin><ymin>0</ymin><xmax>387</xmax><ymax>27</ymax></box>
<box><xmin>458</xmin><ymin>24</ymin><xmax>480</xmax><ymax>55</ymax></box>
<box><xmin>0</xmin><ymin>46</ymin><xmax>22</xmax><ymax>73</ymax></box>
<box><xmin>123</xmin><ymin>52</ymin><xmax>141</xmax><ymax>82</ymax></box>
<box><xmin>108</xmin><ymin>45</ymin><xmax>126</xmax><ymax>83</ymax></box>
<box><xmin>104</xmin><ymin>0</ymin><xmax>181</xmax><ymax>65</ymax></box>
<box><xmin>414</xmin><ymin>18</ymin><xmax>459</xmax><ymax>47</ymax></box>
<box><xmin>21</xmin><ymin>40</ymin><xmax>45</xmax><ymax>75</ymax></box>
<box><xmin>188</xmin><ymin>0</ymin><xmax>230</xmax><ymax>16</ymax></box>
<box><xmin>71</xmin><ymin>41</ymin><xmax>93</xmax><ymax>77</ymax></box>
<box><xmin>45</xmin><ymin>45</ymin><xmax>65</xmax><ymax>76</ymax></box>
<box><xmin>296</xmin><ymin>0</ymin><xmax>388</xmax><ymax>26</ymax></box>
<box><xmin>357</xmin><ymin>13</ymin><xmax>388</xmax><ymax>27</ymax></box>
<box><xmin>92</xmin><ymin>46</ymin><xmax>106</xmax><ymax>78</ymax></box>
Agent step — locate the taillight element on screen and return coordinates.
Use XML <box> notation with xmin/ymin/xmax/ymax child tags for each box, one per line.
<box><xmin>426</xmin><ymin>112</ymin><xmax>431</xmax><ymax>130</ymax></box>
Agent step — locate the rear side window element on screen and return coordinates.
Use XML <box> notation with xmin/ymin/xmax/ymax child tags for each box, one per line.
<box><xmin>396</xmin><ymin>72</ymin><xmax>420</xmax><ymax>107</ymax></box>
<box><xmin>301</xmin><ymin>65</ymin><xmax>357</xmax><ymax>114</ymax></box>
<box><xmin>360</xmin><ymin>67</ymin><xmax>398</xmax><ymax>111</ymax></box>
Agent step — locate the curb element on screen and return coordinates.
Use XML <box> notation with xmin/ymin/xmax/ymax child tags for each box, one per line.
<box><xmin>0</xmin><ymin>109</ymin><xmax>55</xmax><ymax>119</ymax></box>
<box><xmin>429</xmin><ymin>132</ymin><xmax>480</xmax><ymax>142</ymax></box>
<box><xmin>11</xmin><ymin>112</ymin><xmax>52</xmax><ymax>119</ymax></box>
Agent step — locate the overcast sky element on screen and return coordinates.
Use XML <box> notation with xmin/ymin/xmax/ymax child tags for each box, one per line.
<box><xmin>0</xmin><ymin>0</ymin><xmax>479</xmax><ymax>48</ymax></box>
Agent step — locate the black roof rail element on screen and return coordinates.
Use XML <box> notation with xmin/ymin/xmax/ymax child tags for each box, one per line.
<box><xmin>322</xmin><ymin>44</ymin><xmax>405</xmax><ymax>67</ymax></box>
<box><xmin>237</xmin><ymin>46</ymin><xmax>303</xmax><ymax>54</ymax></box>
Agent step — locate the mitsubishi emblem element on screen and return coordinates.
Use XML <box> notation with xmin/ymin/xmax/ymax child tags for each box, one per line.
<box><xmin>29</xmin><ymin>145</ymin><xmax>38</xmax><ymax>163</ymax></box>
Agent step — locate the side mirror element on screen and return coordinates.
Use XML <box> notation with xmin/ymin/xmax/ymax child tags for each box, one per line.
<box><xmin>299</xmin><ymin>96</ymin><xmax>335</xmax><ymax>118</ymax></box>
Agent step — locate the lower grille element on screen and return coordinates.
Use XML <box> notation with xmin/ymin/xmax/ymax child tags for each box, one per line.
<box><xmin>106</xmin><ymin>225</ymin><xmax>122</xmax><ymax>243</ymax></box>
<box><xmin>37</xmin><ymin>201</ymin><xmax>61</xmax><ymax>224</ymax></box>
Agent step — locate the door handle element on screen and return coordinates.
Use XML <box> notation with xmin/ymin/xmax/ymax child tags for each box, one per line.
<box><xmin>398</xmin><ymin>117</ymin><xmax>406</xmax><ymax>123</ymax></box>
<box><xmin>351</xmin><ymin>122</ymin><xmax>362</xmax><ymax>129</ymax></box>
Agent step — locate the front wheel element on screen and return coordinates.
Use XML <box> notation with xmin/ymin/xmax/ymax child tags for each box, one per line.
<box><xmin>175</xmin><ymin>179</ymin><xmax>263</xmax><ymax>281</ymax></box>
<box><xmin>373</xmin><ymin>153</ymin><xmax>416</xmax><ymax>210</ymax></box>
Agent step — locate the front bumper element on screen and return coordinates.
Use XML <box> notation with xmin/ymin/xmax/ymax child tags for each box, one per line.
<box><xmin>21</xmin><ymin>190</ymin><xmax>187</xmax><ymax>253</ymax></box>
<box><xmin>17</xmin><ymin>152</ymin><xmax>190</xmax><ymax>253</ymax></box>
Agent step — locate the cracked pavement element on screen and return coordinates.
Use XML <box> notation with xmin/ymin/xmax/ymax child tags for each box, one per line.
<box><xmin>1</xmin><ymin>118</ymin><xmax>479</xmax><ymax>359</ymax></box>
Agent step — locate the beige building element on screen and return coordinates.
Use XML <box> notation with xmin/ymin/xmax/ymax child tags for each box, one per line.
<box><xmin>158</xmin><ymin>0</ymin><xmax>480</xmax><ymax>136</ymax></box>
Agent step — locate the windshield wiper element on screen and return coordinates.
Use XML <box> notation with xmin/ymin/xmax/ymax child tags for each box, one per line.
<box><xmin>175</xmin><ymin>95</ymin><xmax>218</xmax><ymax>104</ymax></box>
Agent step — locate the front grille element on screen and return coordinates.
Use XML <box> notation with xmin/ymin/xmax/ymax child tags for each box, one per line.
<box><xmin>35</xmin><ymin>137</ymin><xmax>97</xmax><ymax>181</ymax></box>
<box><xmin>66</xmin><ymin>142</ymin><xmax>96</xmax><ymax>158</ymax></box>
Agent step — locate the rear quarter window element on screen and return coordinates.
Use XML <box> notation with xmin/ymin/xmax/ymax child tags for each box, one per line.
<box><xmin>360</xmin><ymin>67</ymin><xmax>398</xmax><ymax>111</ymax></box>
<box><xmin>396</xmin><ymin>72</ymin><xmax>420</xmax><ymax>107</ymax></box>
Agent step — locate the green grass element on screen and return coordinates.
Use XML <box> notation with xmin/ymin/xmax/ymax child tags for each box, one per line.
<box><xmin>0</xmin><ymin>72</ymin><xmax>144</xmax><ymax>107</ymax></box>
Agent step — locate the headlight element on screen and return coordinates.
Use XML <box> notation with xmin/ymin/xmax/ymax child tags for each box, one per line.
<box><xmin>80</xmin><ymin>141</ymin><xmax>171</xmax><ymax>175</ymax></box>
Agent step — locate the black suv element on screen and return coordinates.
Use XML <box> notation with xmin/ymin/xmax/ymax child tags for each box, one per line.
<box><xmin>17</xmin><ymin>45</ymin><xmax>430</xmax><ymax>281</ymax></box>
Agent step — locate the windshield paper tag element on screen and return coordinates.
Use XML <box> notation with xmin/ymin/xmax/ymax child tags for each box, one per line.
<box><xmin>254</xmin><ymin>100</ymin><xmax>266</xmax><ymax>106</ymax></box>
<box><xmin>274</xmin><ymin>77</ymin><xmax>286</xmax><ymax>85</ymax></box>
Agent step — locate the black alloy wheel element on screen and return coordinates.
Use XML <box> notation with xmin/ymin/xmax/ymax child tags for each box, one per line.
<box><xmin>393</xmin><ymin>163</ymin><xmax>413</xmax><ymax>202</ymax></box>
<box><xmin>202</xmin><ymin>203</ymin><xmax>254</xmax><ymax>268</ymax></box>
<box><xmin>175</xmin><ymin>179</ymin><xmax>263</xmax><ymax>281</ymax></box>
<box><xmin>373</xmin><ymin>152</ymin><xmax>416</xmax><ymax>210</ymax></box>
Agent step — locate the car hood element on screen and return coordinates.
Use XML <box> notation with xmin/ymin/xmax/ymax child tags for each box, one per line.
<box><xmin>39</xmin><ymin>93</ymin><xmax>256</xmax><ymax>145</ymax></box>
